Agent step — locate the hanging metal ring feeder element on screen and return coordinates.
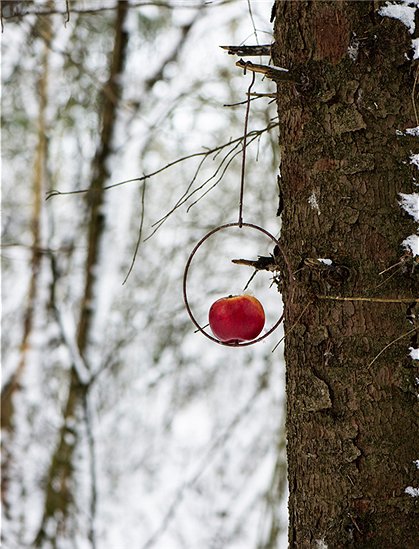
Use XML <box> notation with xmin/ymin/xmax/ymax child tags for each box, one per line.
<box><xmin>182</xmin><ymin>221</ymin><xmax>284</xmax><ymax>347</ymax></box>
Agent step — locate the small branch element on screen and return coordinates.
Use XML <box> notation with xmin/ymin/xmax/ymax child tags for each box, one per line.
<box><xmin>46</xmin><ymin>121</ymin><xmax>279</xmax><ymax>200</ymax></box>
<box><xmin>144</xmin><ymin>123</ymin><xmax>278</xmax><ymax>241</ymax></box>
<box><xmin>412</xmin><ymin>65</ymin><xmax>419</xmax><ymax>127</ymax></box>
<box><xmin>232</xmin><ymin>256</ymin><xmax>279</xmax><ymax>272</ymax></box>
<box><xmin>224</xmin><ymin>94</ymin><xmax>273</xmax><ymax>108</ymax></box>
<box><xmin>2</xmin><ymin>0</ymin><xmax>227</xmax><ymax>21</ymax></box>
<box><xmin>242</xmin><ymin>270</ymin><xmax>258</xmax><ymax>293</ymax></box>
<box><xmin>235</xmin><ymin>59</ymin><xmax>296</xmax><ymax>83</ymax></box>
<box><xmin>317</xmin><ymin>295</ymin><xmax>419</xmax><ymax>304</ymax></box>
<box><xmin>378</xmin><ymin>260</ymin><xmax>404</xmax><ymax>276</ymax></box>
<box><xmin>64</xmin><ymin>0</ymin><xmax>70</xmax><ymax>24</ymax></box>
<box><xmin>368</xmin><ymin>328</ymin><xmax>418</xmax><ymax>368</ymax></box>
<box><xmin>122</xmin><ymin>180</ymin><xmax>147</xmax><ymax>285</ymax></box>
<box><xmin>249</xmin><ymin>92</ymin><xmax>276</xmax><ymax>98</ymax></box>
<box><xmin>220</xmin><ymin>44</ymin><xmax>272</xmax><ymax>56</ymax></box>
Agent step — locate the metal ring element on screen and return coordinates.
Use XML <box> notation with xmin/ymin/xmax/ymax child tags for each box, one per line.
<box><xmin>183</xmin><ymin>222</ymin><xmax>284</xmax><ymax>347</ymax></box>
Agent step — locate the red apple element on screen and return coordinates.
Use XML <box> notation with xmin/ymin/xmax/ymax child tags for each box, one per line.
<box><xmin>208</xmin><ymin>294</ymin><xmax>265</xmax><ymax>343</ymax></box>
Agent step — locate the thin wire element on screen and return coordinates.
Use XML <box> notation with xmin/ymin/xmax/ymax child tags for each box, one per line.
<box><xmin>238</xmin><ymin>70</ymin><xmax>256</xmax><ymax>227</ymax></box>
<box><xmin>183</xmin><ymin>222</ymin><xmax>284</xmax><ymax>346</ymax></box>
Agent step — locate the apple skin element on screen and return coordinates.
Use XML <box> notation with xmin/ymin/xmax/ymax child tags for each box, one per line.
<box><xmin>208</xmin><ymin>294</ymin><xmax>265</xmax><ymax>343</ymax></box>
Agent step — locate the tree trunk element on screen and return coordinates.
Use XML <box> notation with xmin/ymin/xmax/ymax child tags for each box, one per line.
<box><xmin>272</xmin><ymin>1</ymin><xmax>418</xmax><ymax>547</ymax></box>
<box><xmin>34</xmin><ymin>3</ymin><xmax>129</xmax><ymax>545</ymax></box>
<box><xmin>1</xmin><ymin>11</ymin><xmax>51</xmax><ymax>511</ymax></box>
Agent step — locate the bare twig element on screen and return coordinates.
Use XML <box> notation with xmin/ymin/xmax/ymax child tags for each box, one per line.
<box><xmin>368</xmin><ymin>327</ymin><xmax>418</xmax><ymax>368</ymax></box>
<box><xmin>145</xmin><ymin>138</ymin><xmax>244</xmax><ymax>240</ymax></box>
<box><xmin>236</xmin><ymin>59</ymin><xmax>296</xmax><ymax>83</ymax></box>
<box><xmin>246</xmin><ymin>0</ymin><xmax>259</xmax><ymax>46</ymax></box>
<box><xmin>64</xmin><ymin>0</ymin><xmax>70</xmax><ymax>25</ymax></box>
<box><xmin>122</xmin><ymin>180</ymin><xmax>147</xmax><ymax>285</ymax></box>
<box><xmin>186</xmin><ymin>146</ymin><xmax>245</xmax><ymax>213</ymax></box>
<box><xmin>224</xmin><ymin>94</ymin><xmax>272</xmax><ymax>107</ymax></box>
<box><xmin>221</xmin><ymin>44</ymin><xmax>271</xmax><ymax>56</ymax></box>
<box><xmin>371</xmin><ymin>267</ymin><xmax>404</xmax><ymax>292</ymax></box>
<box><xmin>242</xmin><ymin>270</ymin><xmax>258</xmax><ymax>292</ymax></box>
<box><xmin>412</xmin><ymin>65</ymin><xmax>419</xmax><ymax>127</ymax></box>
<box><xmin>1</xmin><ymin>0</ymin><xmax>234</xmax><ymax>21</ymax></box>
<box><xmin>378</xmin><ymin>260</ymin><xmax>405</xmax><ymax>276</ymax></box>
<box><xmin>317</xmin><ymin>295</ymin><xmax>419</xmax><ymax>304</ymax></box>
<box><xmin>141</xmin><ymin>124</ymin><xmax>277</xmax><ymax>241</ymax></box>
<box><xmin>46</xmin><ymin>122</ymin><xmax>279</xmax><ymax>200</ymax></box>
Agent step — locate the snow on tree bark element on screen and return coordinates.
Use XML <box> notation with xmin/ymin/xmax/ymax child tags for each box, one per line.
<box><xmin>273</xmin><ymin>1</ymin><xmax>418</xmax><ymax>547</ymax></box>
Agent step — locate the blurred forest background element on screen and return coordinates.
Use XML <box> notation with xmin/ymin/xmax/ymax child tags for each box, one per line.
<box><xmin>1</xmin><ymin>1</ymin><xmax>287</xmax><ymax>548</ymax></box>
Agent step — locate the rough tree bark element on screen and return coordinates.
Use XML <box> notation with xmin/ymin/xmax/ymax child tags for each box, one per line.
<box><xmin>272</xmin><ymin>1</ymin><xmax>418</xmax><ymax>547</ymax></box>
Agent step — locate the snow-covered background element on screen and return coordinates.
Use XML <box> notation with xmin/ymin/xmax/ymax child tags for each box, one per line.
<box><xmin>2</xmin><ymin>1</ymin><xmax>287</xmax><ymax>548</ymax></box>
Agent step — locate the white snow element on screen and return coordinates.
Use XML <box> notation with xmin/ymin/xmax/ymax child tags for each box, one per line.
<box><xmin>409</xmin><ymin>347</ymin><xmax>419</xmax><ymax>360</ymax></box>
<box><xmin>347</xmin><ymin>35</ymin><xmax>360</xmax><ymax>61</ymax></box>
<box><xmin>405</xmin><ymin>486</ymin><xmax>419</xmax><ymax>497</ymax></box>
<box><xmin>317</xmin><ymin>258</ymin><xmax>333</xmax><ymax>266</ymax></box>
<box><xmin>397</xmin><ymin>126</ymin><xmax>419</xmax><ymax>136</ymax></box>
<box><xmin>414</xmin><ymin>459</ymin><xmax>419</xmax><ymax>469</ymax></box>
<box><xmin>379</xmin><ymin>2</ymin><xmax>417</xmax><ymax>34</ymax></box>
<box><xmin>399</xmin><ymin>193</ymin><xmax>419</xmax><ymax>222</ymax></box>
<box><xmin>308</xmin><ymin>191</ymin><xmax>321</xmax><ymax>215</ymax></box>
<box><xmin>402</xmin><ymin>234</ymin><xmax>419</xmax><ymax>256</ymax></box>
<box><xmin>379</xmin><ymin>2</ymin><xmax>419</xmax><ymax>58</ymax></box>
<box><xmin>315</xmin><ymin>539</ymin><xmax>328</xmax><ymax>549</ymax></box>
<box><xmin>410</xmin><ymin>153</ymin><xmax>419</xmax><ymax>169</ymax></box>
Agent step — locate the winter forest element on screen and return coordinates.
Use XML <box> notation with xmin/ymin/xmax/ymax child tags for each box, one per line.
<box><xmin>2</xmin><ymin>1</ymin><xmax>287</xmax><ymax>547</ymax></box>
<box><xmin>2</xmin><ymin>0</ymin><xmax>419</xmax><ymax>548</ymax></box>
